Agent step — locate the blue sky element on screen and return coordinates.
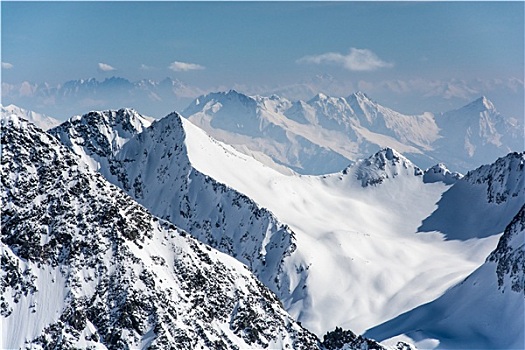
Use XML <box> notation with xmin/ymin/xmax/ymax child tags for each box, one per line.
<box><xmin>1</xmin><ymin>1</ymin><xmax>524</xmax><ymax>116</ymax></box>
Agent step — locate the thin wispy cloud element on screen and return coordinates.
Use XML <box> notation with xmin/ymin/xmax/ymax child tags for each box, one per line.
<box><xmin>169</xmin><ymin>61</ymin><xmax>205</xmax><ymax>72</ymax></box>
<box><xmin>298</xmin><ymin>48</ymin><xmax>393</xmax><ymax>72</ymax></box>
<box><xmin>140</xmin><ymin>63</ymin><xmax>154</xmax><ymax>70</ymax></box>
<box><xmin>98</xmin><ymin>62</ymin><xmax>116</xmax><ymax>72</ymax></box>
<box><xmin>2</xmin><ymin>62</ymin><xmax>14</xmax><ymax>69</ymax></box>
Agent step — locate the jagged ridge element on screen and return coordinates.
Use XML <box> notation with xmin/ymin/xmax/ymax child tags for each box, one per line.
<box><xmin>1</xmin><ymin>114</ymin><xmax>322</xmax><ymax>349</ymax></box>
<box><xmin>50</xmin><ymin>110</ymin><xmax>301</xmax><ymax>302</ymax></box>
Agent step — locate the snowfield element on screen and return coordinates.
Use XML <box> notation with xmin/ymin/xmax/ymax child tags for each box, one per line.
<box><xmin>182</xmin><ymin>117</ymin><xmax>521</xmax><ymax>337</ymax></box>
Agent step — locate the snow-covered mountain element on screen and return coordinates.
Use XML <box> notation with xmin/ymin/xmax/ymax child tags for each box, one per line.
<box><xmin>177</xmin><ymin>117</ymin><xmax>524</xmax><ymax>340</ymax></box>
<box><xmin>343</xmin><ymin>147</ymin><xmax>424</xmax><ymax>187</ymax></box>
<box><xmin>1</xmin><ymin>104</ymin><xmax>61</xmax><ymax>130</ymax></box>
<box><xmin>50</xmin><ymin>108</ymin><xmax>153</xmax><ymax>172</ymax></box>
<box><xmin>419</xmin><ymin>152</ymin><xmax>525</xmax><ymax>241</ymax></box>
<box><xmin>50</xmin><ymin>110</ymin><xmax>303</xmax><ymax>305</ymax></box>
<box><xmin>182</xmin><ymin>90</ymin><xmax>522</xmax><ymax>174</ymax></box>
<box><xmin>183</xmin><ymin>90</ymin><xmax>351</xmax><ymax>174</ymax></box>
<box><xmin>365</xmin><ymin>203</ymin><xmax>525</xmax><ymax>349</ymax></box>
<box><xmin>433</xmin><ymin>96</ymin><xmax>523</xmax><ymax>171</ymax></box>
<box><xmin>2</xmin><ymin>77</ymin><xmax>204</xmax><ymax>120</ymax></box>
<box><xmin>50</xmin><ymin>107</ymin><xmax>523</xmax><ymax>345</ymax></box>
<box><xmin>2</xmin><ymin>113</ymin><xmax>400</xmax><ymax>349</ymax></box>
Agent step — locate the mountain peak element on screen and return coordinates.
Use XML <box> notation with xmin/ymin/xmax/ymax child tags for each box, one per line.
<box><xmin>348</xmin><ymin>91</ymin><xmax>373</xmax><ymax>103</ymax></box>
<box><xmin>423</xmin><ymin>163</ymin><xmax>463</xmax><ymax>185</ymax></box>
<box><xmin>345</xmin><ymin>147</ymin><xmax>423</xmax><ymax>187</ymax></box>
<box><xmin>307</xmin><ymin>92</ymin><xmax>330</xmax><ymax>103</ymax></box>
<box><xmin>1</xmin><ymin>104</ymin><xmax>61</xmax><ymax>131</ymax></box>
<box><xmin>480</xmin><ymin>96</ymin><xmax>495</xmax><ymax>109</ymax></box>
<box><xmin>49</xmin><ymin>108</ymin><xmax>152</xmax><ymax>165</ymax></box>
<box><xmin>472</xmin><ymin>95</ymin><xmax>496</xmax><ymax>111</ymax></box>
<box><xmin>462</xmin><ymin>95</ymin><xmax>497</xmax><ymax>113</ymax></box>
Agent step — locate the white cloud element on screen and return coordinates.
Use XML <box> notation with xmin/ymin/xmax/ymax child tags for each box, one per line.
<box><xmin>140</xmin><ymin>64</ymin><xmax>154</xmax><ymax>70</ymax></box>
<box><xmin>98</xmin><ymin>62</ymin><xmax>116</xmax><ymax>72</ymax></box>
<box><xmin>169</xmin><ymin>61</ymin><xmax>205</xmax><ymax>72</ymax></box>
<box><xmin>298</xmin><ymin>48</ymin><xmax>393</xmax><ymax>72</ymax></box>
<box><xmin>2</xmin><ymin>62</ymin><xmax>14</xmax><ymax>69</ymax></box>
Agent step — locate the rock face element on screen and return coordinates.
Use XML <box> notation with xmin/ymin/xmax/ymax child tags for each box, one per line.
<box><xmin>488</xmin><ymin>204</ymin><xmax>525</xmax><ymax>293</ymax></box>
<box><xmin>50</xmin><ymin>110</ymin><xmax>300</xmax><ymax>303</ymax></box>
<box><xmin>463</xmin><ymin>151</ymin><xmax>525</xmax><ymax>205</ymax></box>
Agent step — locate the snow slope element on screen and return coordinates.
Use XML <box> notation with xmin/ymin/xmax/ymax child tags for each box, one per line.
<box><xmin>419</xmin><ymin>152</ymin><xmax>525</xmax><ymax>240</ymax></box>
<box><xmin>1</xmin><ymin>104</ymin><xmax>61</xmax><ymax>130</ymax></box>
<box><xmin>365</xmin><ymin>204</ymin><xmax>525</xmax><ymax>349</ymax></box>
<box><xmin>1</xmin><ymin>114</ymin><xmax>326</xmax><ymax>349</ymax></box>
<box><xmin>105</xmin><ymin>110</ymin><xmax>513</xmax><ymax>336</ymax></box>
<box><xmin>181</xmin><ymin>117</ymin><xmax>522</xmax><ymax>337</ymax></box>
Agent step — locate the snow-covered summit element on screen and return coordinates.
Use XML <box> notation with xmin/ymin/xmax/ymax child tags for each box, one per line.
<box><xmin>51</xmin><ymin>108</ymin><xmax>152</xmax><ymax>152</ymax></box>
<box><xmin>463</xmin><ymin>95</ymin><xmax>497</xmax><ymax>114</ymax></box>
<box><xmin>344</xmin><ymin>147</ymin><xmax>423</xmax><ymax>187</ymax></box>
<box><xmin>1</xmin><ymin>104</ymin><xmax>61</xmax><ymax>130</ymax></box>
<box><xmin>423</xmin><ymin>163</ymin><xmax>463</xmax><ymax>185</ymax></box>
<box><xmin>49</xmin><ymin>108</ymin><xmax>152</xmax><ymax>171</ymax></box>
<box><xmin>434</xmin><ymin>96</ymin><xmax>522</xmax><ymax>170</ymax></box>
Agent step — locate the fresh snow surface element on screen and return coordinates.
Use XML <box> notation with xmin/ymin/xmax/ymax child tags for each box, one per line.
<box><xmin>181</xmin><ymin>117</ymin><xmax>512</xmax><ymax>337</ymax></box>
<box><xmin>365</xmin><ymin>205</ymin><xmax>525</xmax><ymax>349</ymax></box>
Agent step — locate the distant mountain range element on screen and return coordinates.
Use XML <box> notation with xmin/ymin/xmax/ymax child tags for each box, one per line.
<box><xmin>182</xmin><ymin>90</ymin><xmax>522</xmax><ymax>174</ymax></box>
<box><xmin>3</xmin><ymin>74</ymin><xmax>523</xmax><ymax>121</ymax></box>
<box><xmin>4</xmin><ymin>81</ymin><xmax>522</xmax><ymax>174</ymax></box>
<box><xmin>1</xmin><ymin>77</ymin><xmax>205</xmax><ymax>119</ymax></box>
